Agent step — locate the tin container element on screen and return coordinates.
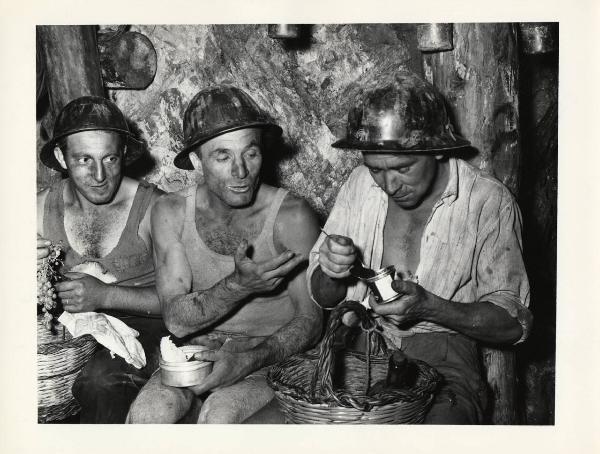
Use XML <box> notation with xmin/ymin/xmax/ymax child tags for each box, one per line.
<box><xmin>416</xmin><ymin>23</ymin><xmax>453</xmax><ymax>52</ymax></box>
<box><xmin>268</xmin><ymin>24</ymin><xmax>300</xmax><ymax>39</ymax></box>
<box><xmin>363</xmin><ymin>265</ymin><xmax>401</xmax><ymax>304</ymax></box>
<box><xmin>518</xmin><ymin>23</ymin><xmax>558</xmax><ymax>54</ymax></box>
<box><xmin>160</xmin><ymin>345</ymin><xmax>213</xmax><ymax>387</ymax></box>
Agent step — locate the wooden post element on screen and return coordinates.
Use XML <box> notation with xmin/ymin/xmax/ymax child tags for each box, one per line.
<box><xmin>37</xmin><ymin>26</ymin><xmax>104</xmax><ymax>188</ymax></box>
<box><xmin>422</xmin><ymin>23</ymin><xmax>521</xmax><ymax>424</ymax></box>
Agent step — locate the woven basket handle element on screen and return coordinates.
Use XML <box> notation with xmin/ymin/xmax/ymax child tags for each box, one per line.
<box><xmin>309</xmin><ymin>301</ymin><xmax>380</xmax><ymax>403</ymax></box>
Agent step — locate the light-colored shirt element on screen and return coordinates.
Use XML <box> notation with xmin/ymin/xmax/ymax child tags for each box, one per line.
<box><xmin>307</xmin><ymin>157</ymin><xmax>532</xmax><ymax>344</ymax></box>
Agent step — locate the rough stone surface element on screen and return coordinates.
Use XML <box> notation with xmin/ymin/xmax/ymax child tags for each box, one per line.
<box><xmin>109</xmin><ymin>24</ymin><xmax>414</xmax><ymax>218</ymax></box>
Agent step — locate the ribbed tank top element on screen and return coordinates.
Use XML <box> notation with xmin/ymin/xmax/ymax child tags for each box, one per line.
<box><xmin>43</xmin><ymin>179</ymin><xmax>157</xmax><ymax>286</ymax></box>
<box><xmin>181</xmin><ymin>185</ymin><xmax>296</xmax><ymax>337</ymax></box>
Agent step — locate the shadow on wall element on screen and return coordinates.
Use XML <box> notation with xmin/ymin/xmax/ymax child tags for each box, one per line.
<box><xmin>276</xmin><ymin>25</ymin><xmax>314</xmax><ymax>52</ymax></box>
<box><xmin>260</xmin><ymin>133</ymin><xmax>301</xmax><ymax>188</ymax></box>
<box><xmin>124</xmin><ymin>118</ymin><xmax>157</xmax><ymax>179</ymax></box>
<box><xmin>516</xmin><ymin>49</ymin><xmax>558</xmax><ymax>425</ymax></box>
<box><xmin>448</xmin><ymin>146</ymin><xmax>478</xmax><ymax>162</ymax></box>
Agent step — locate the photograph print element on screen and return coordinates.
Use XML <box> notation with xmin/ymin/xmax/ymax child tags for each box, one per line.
<box><xmin>36</xmin><ymin>23</ymin><xmax>557</xmax><ymax>425</ymax></box>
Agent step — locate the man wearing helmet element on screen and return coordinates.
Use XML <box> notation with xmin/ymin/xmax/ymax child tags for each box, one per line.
<box><xmin>37</xmin><ymin>96</ymin><xmax>167</xmax><ymax>423</ymax></box>
<box><xmin>309</xmin><ymin>72</ymin><xmax>532</xmax><ymax>424</ymax></box>
<box><xmin>127</xmin><ymin>85</ymin><xmax>322</xmax><ymax>423</ymax></box>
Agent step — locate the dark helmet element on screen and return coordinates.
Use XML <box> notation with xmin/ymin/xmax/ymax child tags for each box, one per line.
<box><xmin>40</xmin><ymin>96</ymin><xmax>142</xmax><ymax>172</ymax></box>
<box><xmin>332</xmin><ymin>71</ymin><xmax>470</xmax><ymax>153</ymax></box>
<box><xmin>174</xmin><ymin>85</ymin><xmax>282</xmax><ymax>170</ymax></box>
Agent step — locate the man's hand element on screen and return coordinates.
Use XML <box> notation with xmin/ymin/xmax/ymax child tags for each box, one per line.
<box><xmin>55</xmin><ymin>272</ymin><xmax>110</xmax><ymax>313</ymax></box>
<box><xmin>37</xmin><ymin>235</ymin><xmax>52</xmax><ymax>264</ymax></box>
<box><xmin>232</xmin><ymin>239</ymin><xmax>305</xmax><ymax>294</ymax></box>
<box><xmin>369</xmin><ymin>279</ymin><xmax>431</xmax><ymax>325</ymax></box>
<box><xmin>318</xmin><ymin>234</ymin><xmax>357</xmax><ymax>279</ymax></box>
<box><xmin>188</xmin><ymin>345</ymin><xmax>256</xmax><ymax>395</ymax></box>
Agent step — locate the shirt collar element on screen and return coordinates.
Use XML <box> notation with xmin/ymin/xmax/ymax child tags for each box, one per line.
<box><xmin>439</xmin><ymin>157</ymin><xmax>459</xmax><ymax>206</ymax></box>
<box><xmin>365</xmin><ymin>157</ymin><xmax>460</xmax><ymax>205</ymax></box>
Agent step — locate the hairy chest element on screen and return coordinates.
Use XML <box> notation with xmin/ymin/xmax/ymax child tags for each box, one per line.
<box><xmin>195</xmin><ymin>211</ymin><xmax>265</xmax><ymax>256</ymax></box>
<box><xmin>64</xmin><ymin>205</ymin><xmax>130</xmax><ymax>258</ymax></box>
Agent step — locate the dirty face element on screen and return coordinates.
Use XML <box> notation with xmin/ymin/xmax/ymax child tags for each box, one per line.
<box><xmin>363</xmin><ymin>153</ymin><xmax>440</xmax><ymax>209</ymax></box>
<box><xmin>54</xmin><ymin>130</ymin><xmax>125</xmax><ymax>205</ymax></box>
<box><xmin>192</xmin><ymin>128</ymin><xmax>263</xmax><ymax>208</ymax></box>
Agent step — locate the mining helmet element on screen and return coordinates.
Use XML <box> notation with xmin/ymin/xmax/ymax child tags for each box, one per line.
<box><xmin>332</xmin><ymin>71</ymin><xmax>470</xmax><ymax>153</ymax></box>
<box><xmin>40</xmin><ymin>96</ymin><xmax>143</xmax><ymax>172</ymax></box>
<box><xmin>174</xmin><ymin>85</ymin><xmax>282</xmax><ymax>170</ymax></box>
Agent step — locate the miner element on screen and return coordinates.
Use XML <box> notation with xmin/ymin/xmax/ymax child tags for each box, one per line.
<box><xmin>127</xmin><ymin>85</ymin><xmax>322</xmax><ymax>423</ymax></box>
<box><xmin>308</xmin><ymin>71</ymin><xmax>533</xmax><ymax>424</ymax></box>
<box><xmin>37</xmin><ymin>96</ymin><xmax>166</xmax><ymax>423</ymax></box>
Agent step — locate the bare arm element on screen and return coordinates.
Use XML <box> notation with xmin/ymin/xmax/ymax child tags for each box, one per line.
<box><xmin>152</xmin><ymin>193</ymin><xmax>305</xmax><ymax>337</ymax></box>
<box><xmin>191</xmin><ymin>197</ymin><xmax>323</xmax><ymax>394</ymax></box>
<box><xmin>55</xmin><ymin>270</ymin><xmax>164</xmax><ymax>315</ymax></box>
<box><xmin>37</xmin><ymin>188</ymin><xmax>49</xmax><ymax>237</ymax></box>
<box><xmin>57</xmin><ymin>275</ymin><xmax>164</xmax><ymax>316</ymax></box>
<box><xmin>37</xmin><ymin>188</ymin><xmax>52</xmax><ymax>262</ymax></box>
<box><xmin>98</xmin><ymin>285</ymin><xmax>162</xmax><ymax>316</ymax></box>
<box><xmin>151</xmin><ymin>194</ymin><xmax>250</xmax><ymax>336</ymax></box>
<box><xmin>422</xmin><ymin>298</ymin><xmax>523</xmax><ymax>344</ymax></box>
<box><xmin>373</xmin><ymin>281</ymin><xmax>523</xmax><ymax>344</ymax></box>
<box><xmin>56</xmin><ymin>187</ymin><xmax>163</xmax><ymax>316</ymax></box>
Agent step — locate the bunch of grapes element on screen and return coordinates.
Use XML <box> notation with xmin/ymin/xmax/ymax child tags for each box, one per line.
<box><xmin>37</xmin><ymin>242</ymin><xmax>63</xmax><ymax>330</ymax></box>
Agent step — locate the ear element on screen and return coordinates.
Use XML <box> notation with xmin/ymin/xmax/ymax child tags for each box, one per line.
<box><xmin>188</xmin><ymin>151</ymin><xmax>202</xmax><ymax>171</ymax></box>
<box><xmin>53</xmin><ymin>146</ymin><xmax>68</xmax><ymax>170</ymax></box>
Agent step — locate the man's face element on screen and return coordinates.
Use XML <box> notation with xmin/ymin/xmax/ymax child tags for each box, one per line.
<box><xmin>193</xmin><ymin>128</ymin><xmax>263</xmax><ymax>208</ymax></box>
<box><xmin>54</xmin><ymin>130</ymin><xmax>125</xmax><ymax>205</ymax></box>
<box><xmin>362</xmin><ymin>153</ymin><xmax>440</xmax><ymax>209</ymax></box>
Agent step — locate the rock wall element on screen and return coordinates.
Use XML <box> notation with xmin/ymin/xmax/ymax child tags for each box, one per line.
<box><xmin>107</xmin><ymin>24</ymin><xmax>420</xmax><ymax>218</ymax></box>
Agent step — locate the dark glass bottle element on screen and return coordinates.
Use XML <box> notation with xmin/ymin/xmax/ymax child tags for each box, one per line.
<box><xmin>386</xmin><ymin>351</ymin><xmax>418</xmax><ymax>389</ymax></box>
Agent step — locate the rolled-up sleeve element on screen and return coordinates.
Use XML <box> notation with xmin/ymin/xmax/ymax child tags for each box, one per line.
<box><xmin>307</xmin><ymin>172</ymin><xmax>355</xmax><ymax>307</ymax></box>
<box><xmin>307</xmin><ymin>233</ymin><xmax>326</xmax><ymax>306</ymax></box>
<box><xmin>474</xmin><ymin>192</ymin><xmax>533</xmax><ymax>344</ymax></box>
<box><xmin>306</xmin><ymin>168</ymin><xmax>361</xmax><ymax>306</ymax></box>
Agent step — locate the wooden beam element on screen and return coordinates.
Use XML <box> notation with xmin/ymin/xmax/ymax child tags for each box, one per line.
<box><xmin>38</xmin><ymin>25</ymin><xmax>104</xmax><ymax>116</ymax></box>
<box><xmin>422</xmin><ymin>23</ymin><xmax>521</xmax><ymax>194</ymax></box>
<box><xmin>37</xmin><ymin>25</ymin><xmax>104</xmax><ymax>188</ymax></box>
<box><xmin>422</xmin><ymin>23</ymin><xmax>521</xmax><ymax>424</ymax></box>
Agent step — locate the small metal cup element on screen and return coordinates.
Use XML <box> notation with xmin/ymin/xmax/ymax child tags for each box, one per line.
<box><xmin>159</xmin><ymin>345</ymin><xmax>213</xmax><ymax>387</ymax></box>
<box><xmin>518</xmin><ymin>23</ymin><xmax>558</xmax><ymax>54</ymax></box>
<box><xmin>364</xmin><ymin>265</ymin><xmax>401</xmax><ymax>304</ymax></box>
<box><xmin>417</xmin><ymin>23</ymin><xmax>454</xmax><ymax>52</ymax></box>
<box><xmin>268</xmin><ymin>24</ymin><xmax>300</xmax><ymax>39</ymax></box>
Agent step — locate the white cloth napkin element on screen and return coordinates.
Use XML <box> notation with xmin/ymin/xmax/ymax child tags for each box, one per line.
<box><xmin>58</xmin><ymin>311</ymin><xmax>146</xmax><ymax>369</ymax></box>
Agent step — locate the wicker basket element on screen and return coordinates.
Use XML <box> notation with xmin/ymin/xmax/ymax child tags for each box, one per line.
<box><xmin>268</xmin><ymin>301</ymin><xmax>442</xmax><ymax>424</ymax></box>
<box><xmin>37</xmin><ymin>315</ymin><xmax>98</xmax><ymax>423</ymax></box>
